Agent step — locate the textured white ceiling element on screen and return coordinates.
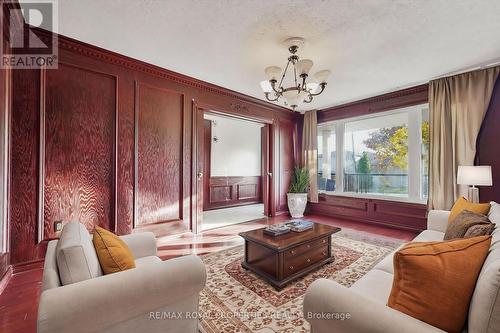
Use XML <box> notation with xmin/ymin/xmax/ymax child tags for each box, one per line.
<box><xmin>21</xmin><ymin>0</ymin><xmax>500</xmax><ymax>110</ymax></box>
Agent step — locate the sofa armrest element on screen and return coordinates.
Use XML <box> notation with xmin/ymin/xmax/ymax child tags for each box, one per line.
<box><xmin>427</xmin><ymin>210</ymin><xmax>450</xmax><ymax>232</ymax></box>
<box><xmin>38</xmin><ymin>255</ymin><xmax>206</xmax><ymax>333</ymax></box>
<box><xmin>120</xmin><ymin>232</ymin><xmax>157</xmax><ymax>258</ymax></box>
<box><xmin>303</xmin><ymin>279</ymin><xmax>444</xmax><ymax>333</ymax></box>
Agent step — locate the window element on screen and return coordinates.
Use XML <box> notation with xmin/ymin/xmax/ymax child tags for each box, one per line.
<box><xmin>317</xmin><ymin>104</ymin><xmax>429</xmax><ymax>202</ymax></box>
<box><xmin>317</xmin><ymin>124</ymin><xmax>336</xmax><ymax>192</ymax></box>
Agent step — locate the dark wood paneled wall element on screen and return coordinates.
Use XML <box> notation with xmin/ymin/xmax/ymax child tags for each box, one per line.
<box><xmin>206</xmin><ymin>176</ymin><xmax>262</xmax><ymax>210</ymax></box>
<box><xmin>318</xmin><ymin>84</ymin><xmax>428</xmax><ymax>123</ymax></box>
<box><xmin>42</xmin><ymin>64</ymin><xmax>117</xmax><ymax>240</ymax></box>
<box><xmin>308</xmin><ymin>194</ymin><xmax>427</xmax><ymax>232</ymax></box>
<box><xmin>476</xmin><ymin>76</ymin><xmax>500</xmax><ymax>203</ymax></box>
<box><xmin>135</xmin><ymin>83</ymin><xmax>184</xmax><ymax>229</ymax></box>
<box><xmin>276</xmin><ymin>119</ymin><xmax>298</xmax><ymax>213</ymax></box>
<box><xmin>8</xmin><ymin>28</ymin><xmax>298</xmax><ymax>265</ymax></box>
<box><xmin>0</xmin><ymin>2</ymin><xmax>17</xmax><ymax>281</ymax></box>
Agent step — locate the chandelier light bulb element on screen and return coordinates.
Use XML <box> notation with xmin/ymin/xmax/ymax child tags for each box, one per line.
<box><xmin>264</xmin><ymin>66</ymin><xmax>282</xmax><ymax>81</ymax></box>
<box><xmin>260</xmin><ymin>80</ymin><xmax>273</xmax><ymax>93</ymax></box>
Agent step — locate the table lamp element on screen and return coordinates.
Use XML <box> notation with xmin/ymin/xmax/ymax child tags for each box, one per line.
<box><xmin>457</xmin><ymin>165</ymin><xmax>493</xmax><ymax>203</ymax></box>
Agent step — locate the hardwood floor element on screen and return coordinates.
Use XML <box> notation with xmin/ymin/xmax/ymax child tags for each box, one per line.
<box><xmin>0</xmin><ymin>214</ymin><xmax>417</xmax><ymax>333</ymax></box>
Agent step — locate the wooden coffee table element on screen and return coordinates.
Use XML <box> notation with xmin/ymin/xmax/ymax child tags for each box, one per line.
<box><xmin>239</xmin><ymin>222</ymin><xmax>341</xmax><ymax>290</ymax></box>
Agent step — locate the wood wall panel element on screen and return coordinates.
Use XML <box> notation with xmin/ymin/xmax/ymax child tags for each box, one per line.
<box><xmin>277</xmin><ymin>119</ymin><xmax>298</xmax><ymax>212</ymax></box>
<box><xmin>135</xmin><ymin>83</ymin><xmax>184</xmax><ymax>226</ymax></box>
<box><xmin>309</xmin><ymin>194</ymin><xmax>427</xmax><ymax>232</ymax></box>
<box><xmin>10</xmin><ymin>69</ymin><xmax>41</xmax><ymax>264</ymax></box>
<box><xmin>476</xmin><ymin>76</ymin><xmax>500</xmax><ymax>203</ymax></box>
<box><xmin>42</xmin><ymin>64</ymin><xmax>116</xmax><ymax>239</ymax></box>
<box><xmin>206</xmin><ymin>176</ymin><xmax>262</xmax><ymax>210</ymax></box>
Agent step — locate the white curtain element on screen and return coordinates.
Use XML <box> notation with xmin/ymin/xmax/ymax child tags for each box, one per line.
<box><xmin>302</xmin><ymin>110</ymin><xmax>318</xmax><ymax>203</ymax></box>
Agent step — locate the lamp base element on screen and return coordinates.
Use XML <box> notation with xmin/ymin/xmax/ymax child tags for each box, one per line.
<box><xmin>467</xmin><ymin>186</ymin><xmax>479</xmax><ymax>203</ymax></box>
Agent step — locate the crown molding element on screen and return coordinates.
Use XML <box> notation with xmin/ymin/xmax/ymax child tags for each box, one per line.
<box><xmin>318</xmin><ymin>84</ymin><xmax>428</xmax><ymax>123</ymax></box>
<box><xmin>30</xmin><ymin>27</ymin><xmax>293</xmax><ymax>115</ymax></box>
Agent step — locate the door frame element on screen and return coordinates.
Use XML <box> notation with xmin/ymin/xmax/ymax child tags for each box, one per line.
<box><xmin>191</xmin><ymin>102</ymin><xmax>276</xmax><ymax>234</ymax></box>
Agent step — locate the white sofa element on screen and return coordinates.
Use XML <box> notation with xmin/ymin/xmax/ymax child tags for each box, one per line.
<box><xmin>37</xmin><ymin>222</ymin><xmax>206</xmax><ymax>333</ymax></box>
<box><xmin>304</xmin><ymin>202</ymin><xmax>500</xmax><ymax>333</ymax></box>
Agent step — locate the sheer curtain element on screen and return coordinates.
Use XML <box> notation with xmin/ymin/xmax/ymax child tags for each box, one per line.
<box><xmin>429</xmin><ymin>67</ymin><xmax>500</xmax><ymax>210</ymax></box>
<box><xmin>302</xmin><ymin>110</ymin><xmax>319</xmax><ymax>203</ymax></box>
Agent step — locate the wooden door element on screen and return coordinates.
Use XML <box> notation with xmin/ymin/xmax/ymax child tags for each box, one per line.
<box><xmin>261</xmin><ymin>125</ymin><xmax>271</xmax><ymax>216</ymax></box>
<box><xmin>203</xmin><ymin>119</ymin><xmax>212</xmax><ymax>210</ymax></box>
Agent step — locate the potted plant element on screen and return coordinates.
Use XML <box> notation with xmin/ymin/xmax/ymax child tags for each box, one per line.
<box><xmin>287</xmin><ymin>167</ymin><xmax>309</xmax><ymax>218</ymax></box>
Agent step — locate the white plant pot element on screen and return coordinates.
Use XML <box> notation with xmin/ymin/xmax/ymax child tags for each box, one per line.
<box><xmin>287</xmin><ymin>193</ymin><xmax>308</xmax><ymax>218</ymax></box>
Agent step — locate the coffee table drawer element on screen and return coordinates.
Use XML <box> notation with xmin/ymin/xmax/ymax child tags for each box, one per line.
<box><xmin>284</xmin><ymin>245</ymin><xmax>328</xmax><ymax>278</ymax></box>
<box><xmin>284</xmin><ymin>236</ymin><xmax>329</xmax><ymax>259</ymax></box>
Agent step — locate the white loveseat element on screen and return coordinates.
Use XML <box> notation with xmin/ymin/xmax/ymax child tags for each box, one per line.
<box><xmin>37</xmin><ymin>222</ymin><xmax>206</xmax><ymax>333</ymax></box>
<box><xmin>304</xmin><ymin>202</ymin><xmax>500</xmax><ymax>333</ymax></box>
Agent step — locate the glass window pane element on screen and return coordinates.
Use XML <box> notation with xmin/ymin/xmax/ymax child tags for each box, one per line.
<box><xmin>343</xmin><ymin>112</ymin><xmax>409</xmax><ymax>197</ymax></box>
<box><xmin>421</xmin><ymin>107</ymin><xmax>429</xmax><ymax>200</ymax></box>
<box><xmin>317</xmin><ymin>124</ymin><xmax>336</xmax><ymax>192</ymax></box>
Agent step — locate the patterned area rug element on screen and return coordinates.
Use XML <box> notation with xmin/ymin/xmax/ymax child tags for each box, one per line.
<box><xmin>199</xmin><ymin>229</ymin><xmax>404</xmax><ymax>333</ymax></box>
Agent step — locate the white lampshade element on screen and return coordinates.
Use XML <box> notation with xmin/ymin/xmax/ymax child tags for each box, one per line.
<box><xmin>295</xmin><ymin>59</ymin><xmax>313</xmax><ymax>76</ymax></box>
<box><xmin>282</xmin><ymin>89</ymin><xmax>308</xmax><ymax>107</ymax></box>
<box><xmin>314</xmin><ymin>69</ymin><xmax>331</xmax><ymax>83</ymax></box>
<box><xmin>264</xmin><ymin>66</ymin><xmax>282</xmax><ymax>81</ymax></box>
<box><xmin>260</xmin><ymin>80</ymin><xmax>273</xmax><ymax>93</ymax></box>
<box><xmin>306</xmin><ymin>82</ymin><xmax>319</xmax><ymax>93</ymax></box>
<box><xmin>457</xmin><ymin>166</ymin><xmax>493</xmax><ymax>186</ymax></box>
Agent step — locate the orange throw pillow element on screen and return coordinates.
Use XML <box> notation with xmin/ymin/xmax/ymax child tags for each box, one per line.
<box><xmin>92</xmin><ymin>226</ymin><xmax>136</xmax><ymax>274</ymax></box>
<box><xmin>448</xmin><ymin>196</ymin><xmax>490</xmax><ymax>224</ymax></box>
<box><xmin>388</xmin><ymin>236</ymin><xmax>491</xmax><ymax>333</ymax></box>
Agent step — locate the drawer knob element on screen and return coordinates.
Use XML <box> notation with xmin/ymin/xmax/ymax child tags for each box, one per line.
<box><xmin>306</xmin><ymin>244</ymin><xmax>311</xmax><ymax>248</ymax></box>
<box><xmin>306</xmin><ymin>258</ymin><xmax>311</xmax><ymax>263</ymax></box>
<box><xmin>322</xmin><ymin>239</ymin><xmax>326</xmax><ymax>243</ymax></box>
<box><xmin>322</xmin><ymin>251</ymin><xmax>327</xmax><ymax>256</ymax></box>
<box><xmin>289</xmin><ymin>265</ymin><xmax>294</xmax><ymax>271</ymax></box>
<box><xmin>291</xmin><ymin>250</ymin><xmax>296</xmax><ymax>255</ymax></box>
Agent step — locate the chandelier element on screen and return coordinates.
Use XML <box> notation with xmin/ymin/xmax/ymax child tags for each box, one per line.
<box><xmin>260</xmin><ymin>37</ymin><xmax>331</xmax><ymax>111</ymax></box>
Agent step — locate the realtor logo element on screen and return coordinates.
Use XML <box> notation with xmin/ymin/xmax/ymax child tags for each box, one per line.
<box><xmin>1</xmin><ymin>0</ymin><xmax>58</xmax><ymax>69</ymax></box>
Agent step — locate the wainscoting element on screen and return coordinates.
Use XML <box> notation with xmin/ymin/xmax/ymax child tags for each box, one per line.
<box><xmin>205</xmin><ymin>176</ymin><xmax>262</xmax><ymax>210</ymax></box>
<box><xmin>308</xmin><ymin>194</ymin><xmax>428</xmax><ymax>232</ymax></box>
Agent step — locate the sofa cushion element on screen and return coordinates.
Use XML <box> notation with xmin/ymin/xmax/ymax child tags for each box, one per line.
<box><xmin>444</xmin><ymin>210</ymin><xmax>492</xmax><ymax>240</ymax></box>
<box><xmin>413</xmin><ymin>229</ymin><xmax>445</xmax><ymax>242</ymax></box>
<box><xmin>56</xmin><ymin>222</ymin><xmax>103</xmax><ymax>286</ymax></box>
<box><xmin>449</xmin><ymin>196</ymin><xmax>490</xmax><ymax>224</ymax></box>
<box><xmin>388</xmin><ymin>236</ymin><xmax>492</xmax><ymax>333</ymax></box>
<box><xmin>93</xmin><ymin>226</ymin><xmax>136</xmax><ymax>274</ymax></box>
<box><xmin>350</xmin><ymin>269</ymin><xmax>394</xmax><ymax>305</ymax></box>
<box><xmin>469</xmin><ymin>202</ymin><xmax>500</xmax><ymax>333</ymax></box>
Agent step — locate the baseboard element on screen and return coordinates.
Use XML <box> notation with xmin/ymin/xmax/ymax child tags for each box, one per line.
<box><xmin>0</xmin><ymin>265</ymin><xmax>13</xmax><ymax>295</ymax></box>
<box><xmin>12</xmin><ymin>259</ymin><xmax>44</xmax><ymax>274</ymax></box>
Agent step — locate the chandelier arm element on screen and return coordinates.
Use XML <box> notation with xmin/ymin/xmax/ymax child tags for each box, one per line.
<box><xmin>293</xmin><ymin>66</ymin><xmax>298</xmax><ymax>88</ymax></box>
<box><xmin>264</xmin><ymin>92</ymin><xmax>280</xmax><ymax>102</ymax></box>
<box><xmin>309</xmin><ymin>83</ymin><xmax>327</xmax><ymax>96</ymax></box>
<box><xmin>276</xmin><ymin>60</ymin><xmax>290</xmax><ymax>92</ymax></box>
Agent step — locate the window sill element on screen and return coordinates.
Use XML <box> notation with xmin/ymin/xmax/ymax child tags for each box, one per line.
<box><xmin>318</xmin><ymin>191</ymin><xmax>427</xmax><ymax>205</ymax></box>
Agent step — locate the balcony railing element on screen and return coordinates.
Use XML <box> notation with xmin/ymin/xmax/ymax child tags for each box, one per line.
<box><xmin>318</xmin><ymin>172</ymin><xmax>428</xmax><ymax>197</ymax></box>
